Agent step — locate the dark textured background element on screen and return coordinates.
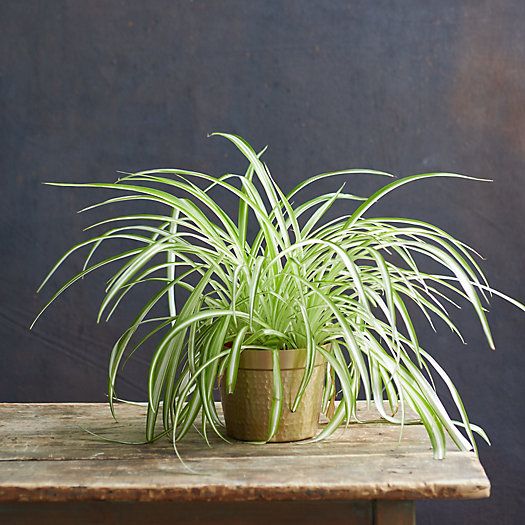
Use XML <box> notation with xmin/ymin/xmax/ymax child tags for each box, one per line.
<box><xmin>1</xmin><ymin>1</ymin><xmax>524</xmax><ymax>523</ymax></box>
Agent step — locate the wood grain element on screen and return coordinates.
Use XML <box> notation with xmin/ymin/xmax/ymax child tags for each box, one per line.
<box><xmin>0</xmin><ymin>402</ymin><xmax>490</xmax><ymax>503</ymax></box>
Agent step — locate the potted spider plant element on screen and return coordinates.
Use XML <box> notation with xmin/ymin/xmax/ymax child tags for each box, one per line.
<box><xmin>33</xmin><ymin>132</ymin><xmax>524</xmax><ymax>458</ymax></box>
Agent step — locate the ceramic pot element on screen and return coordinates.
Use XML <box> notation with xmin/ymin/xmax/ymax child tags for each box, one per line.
<box><xmin>220</xmin><ymin>347</ymin><xmax>326</xmax><ymax>442</ymax></box>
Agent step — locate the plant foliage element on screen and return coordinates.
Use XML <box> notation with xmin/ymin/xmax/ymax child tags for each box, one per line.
<box><xmin>33</xmin><ymin>133</ymin><xmax>525</xmax><ymax>459</ymax></box>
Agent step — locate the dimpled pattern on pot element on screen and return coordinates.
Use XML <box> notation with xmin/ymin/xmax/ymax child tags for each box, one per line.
<box><xmin>219</xmin><ymin>348</ymin><xmax>326</xmax><ymax>442</ymax></box>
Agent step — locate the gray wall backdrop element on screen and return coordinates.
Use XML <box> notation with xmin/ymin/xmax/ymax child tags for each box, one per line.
<box><xmin>1</xmin><ymin>1</ymin><xmax>524</xmax><ymax>523</ymax></box>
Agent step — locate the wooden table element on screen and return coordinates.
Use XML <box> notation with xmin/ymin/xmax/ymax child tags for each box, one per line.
<box><xmin>0</xmin><ymin>402</ymin><xmax>490</xmax><ymax>524</ymax></box>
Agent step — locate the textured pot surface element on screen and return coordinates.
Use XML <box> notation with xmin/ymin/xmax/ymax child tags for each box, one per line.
<box><xmin>220</xmin><ymin>347</ymin><xmax>326</xmax><ymax>442</ymax></box>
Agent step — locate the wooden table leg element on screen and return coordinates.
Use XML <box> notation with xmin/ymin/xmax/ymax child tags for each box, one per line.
<box><xmin>374</xmin><ymin>501</ymin><xmax>416</xmax><ymax>524</ymax></box>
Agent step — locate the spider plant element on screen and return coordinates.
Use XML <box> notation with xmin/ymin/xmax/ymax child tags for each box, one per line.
<box><xmin>33</xmin><ymin>132</ymin><xmax>524</xmax><ymax>459</ymax></box>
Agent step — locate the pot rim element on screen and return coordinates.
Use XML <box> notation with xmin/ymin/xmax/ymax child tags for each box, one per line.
<box><xmin>237</xmin><ymin>344</ymin><xmax>328</xmax><ymax>370</ymax></box>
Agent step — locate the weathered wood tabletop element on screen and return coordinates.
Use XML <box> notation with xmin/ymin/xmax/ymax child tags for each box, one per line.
<box><xmin>0</xmin><ymin>402</ymin><xmax>490</xmax><ymax>524</ymax></box>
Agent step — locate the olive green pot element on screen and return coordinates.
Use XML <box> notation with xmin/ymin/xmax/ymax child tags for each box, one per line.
<box><xmin>219</xmin><ymin>347</ymin><xmax>326</xmax><ymax>442</ymax></box>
